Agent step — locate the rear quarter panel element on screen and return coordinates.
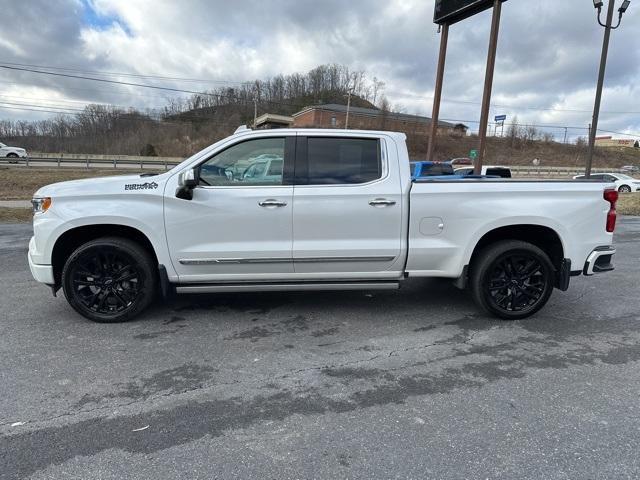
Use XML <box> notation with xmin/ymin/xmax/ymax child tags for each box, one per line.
<box><xmin>406</xmin><ymin>181</ymin><xmax>613</xmax><ymax>277</ymax></box>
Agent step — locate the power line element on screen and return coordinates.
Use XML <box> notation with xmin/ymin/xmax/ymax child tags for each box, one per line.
<box><xmin>0</xmin><ymin>105</ymin><xmax>241</xmax><ymax>130</ymax></box>
<box><xmin>0</xmin><ymin>64</ymin><xmax>235</xmax><ymax>99</ymax></box>
<box><xmin>0</xmin><ymin>60</ymin><xmax>253</xmax><ymax>85</ymax></box>
<box><xmin>0</xmin><ymin>64</ymin><xmax>308</xmax><ymax>110</ymax></box>
<box><xmin>387</xmin><ymin>89</ymin><xmax>640</xmax><ymax>115</ymax></box>
<box><xmin>3</xmin><ymin>64</ymin><xmax>636</xmax><ymax>138</ymax></box>
<box><xmin>0</xmin><ymin>79</ymin><xmax>194</xmax><ymax>102</ymax></box>
<box><xmin>0</xmin><ymin>101</ymin><xmax>86</xmax><ymax>112</ymax></box>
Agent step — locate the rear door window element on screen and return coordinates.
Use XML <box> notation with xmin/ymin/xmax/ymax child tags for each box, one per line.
<box><xmin>298</xmin><ymin>137</ymin><xmax>381</xmax><ymax>185</ymax></box>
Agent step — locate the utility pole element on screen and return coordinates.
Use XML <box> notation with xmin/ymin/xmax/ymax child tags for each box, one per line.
<box><xmin>345</xmin><ymin>89</ymin><xmax>352</xmax><ymax>129</ymax></box>
<box><xmin>475</xmin><ymin>0</ymin><xmax>503</xmax><ymax>175</ymax></box>
<box><xmin>585</xmin><ymin>0</ymin><xmax>631</xmax><ymax>177</ymax></box>
<box><xmin>253</xmin><ymin>98</ymin><xmax>258</xmax><ymax>127</ymax></box>
<box><xmin>563</xmin><ymin>127</ymin><xmax>568</xmax><ymax>144</ymax></box>
<box><xmin>426</xmin><ymin>23</ymin><xmax>449</xmax><ymax>162</ymax></box>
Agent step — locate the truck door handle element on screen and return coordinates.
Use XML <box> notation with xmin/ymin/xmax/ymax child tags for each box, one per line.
<box><xmin>369</xmin><ymin>198</ymin><xmax>396</xmax><ymax>207</ymax></box>
<box><xmin>258</xmin><ymin>199</ymin><xmax>287</xmax><ymax>207</ymax></box>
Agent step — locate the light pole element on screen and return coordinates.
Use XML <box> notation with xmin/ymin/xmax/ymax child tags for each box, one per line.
<box><xmin>585</xmin><ymin>0</ymin><xmax>631</xmax><ymax>178</ymax></box>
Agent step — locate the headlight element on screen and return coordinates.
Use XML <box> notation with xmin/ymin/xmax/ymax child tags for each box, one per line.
<box><xmin>31</xmin><ymin>197</ymin><xmax>52</xmax><ymax>214</ymax></box>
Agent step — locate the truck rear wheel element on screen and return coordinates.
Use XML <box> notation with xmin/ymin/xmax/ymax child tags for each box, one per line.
<box><xmin>61</xmin><ymin>237</ymin><xmax>157</xmax><ymax>323</ymax></box>
<box><xmin>470</xmin><ymin>240</ymin><xmax>554</xmax><ymax>320</ymax></box>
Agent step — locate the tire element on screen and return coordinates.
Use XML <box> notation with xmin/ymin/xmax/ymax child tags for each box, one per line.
<box><xmin>469</xmin><ymin>240</ymin><xmax>555</xmax><ymax>320</ymax></box>
<box><xmin>618</xmin><ymin>185</ymin><xmax>632</xmax><ymax>193</ymax></box>
<box><xmin>6</xmin><ymin>153</ymin><xmax>18</xmax><ymax>164</ymax></box>
<box><xmin>61</xmin><ymin>237</ymin><xmax>157</xmax><ymax>323</ymax></box>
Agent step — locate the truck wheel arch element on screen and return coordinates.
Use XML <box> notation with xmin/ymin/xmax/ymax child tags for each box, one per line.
<box><xmin>467</xmin><ymin>224</ymin><xmax>565</xmax><ymax>278</ymax></box>
<box><xmin>51</xmin><ymin>224</ymin><xmax>159</xmax><ymax>289</ymax></box>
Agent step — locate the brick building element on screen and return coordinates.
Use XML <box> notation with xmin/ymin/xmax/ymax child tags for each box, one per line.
<box><xmin>292</xmin><ymin>104</ymin><xmax>467</xmax><ymax>137</ymax></box>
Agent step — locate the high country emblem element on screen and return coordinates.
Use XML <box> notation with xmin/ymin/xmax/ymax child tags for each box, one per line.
<box><xmin>124</xmin><ymin>182</ymin><xmax>159</xmax><ymax>191</ymax></box>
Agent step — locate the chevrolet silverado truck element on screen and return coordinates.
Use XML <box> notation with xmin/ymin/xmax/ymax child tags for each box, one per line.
<box><xmin>28</xmin><ymin>128</ymin><xmax>618</xmax><ymax>323</ymax></box>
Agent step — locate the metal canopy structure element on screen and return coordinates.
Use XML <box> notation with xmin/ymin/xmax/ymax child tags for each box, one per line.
<box><xmin>434</xmin><ymin>0</ymin><xmax>506</xmax><ymax>25</ymax></box>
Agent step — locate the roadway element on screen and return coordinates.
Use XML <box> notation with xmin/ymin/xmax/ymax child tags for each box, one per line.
<box><xmin>1</xmin><ymin>218</ymin><xmax>639</xmax><ymax>479</ymax></box>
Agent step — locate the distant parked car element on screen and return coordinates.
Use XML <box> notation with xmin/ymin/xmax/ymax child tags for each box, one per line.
<box><xmin>241</xmin><ymin>156</ymin><xmax>283</xmax><ymax>183</ymax></box>
<box><xmin>455</xmin><ymin>166</ymin><xmax>512</xmax><ymax>178</ymax></box>
<box><xmin>620</xmin><ymin>165</ymin><xmax>639</xmax><ymax>173</ymax></box>
<box><xmin>0</xmin><ymin>142</ymin><xmax>28</xmax><ymax>163</ymax></box>
<box><xmin>573</xmin><ymin>173</ymin><xmax>640</xmax><ymax>193</ymax></box>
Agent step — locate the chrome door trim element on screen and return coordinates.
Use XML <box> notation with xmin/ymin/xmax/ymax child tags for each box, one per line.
<box><xmin>295</xmin><ymin>256</ymin><xmax>396</xmax><ymax>263</ymax></box>
<box><xmin>179</xmin><ymin>257</ymin><xmax>291</xmax><ymax>265</ymax></box>
<box><xmin>179</xmin><ymin>255</ymin><xmax>396</xmax><ymax>266</ymax></box>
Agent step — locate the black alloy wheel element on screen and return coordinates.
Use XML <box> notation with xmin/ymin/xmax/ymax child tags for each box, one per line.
<box><xmin>470</xmin><ymin>240</ymin><xmax>555</xmax><ymax>320</ymax></box>
<box><xmin>484</xmin><ymin>254</ymin><xmax>548</xmax><ymax>313</ymax></box>
<box><xmin>62</xmin><ymin>237</ymin><xmax>157</xmax><ymax>322</ymax></box>
<box><xmin>71</xmin><ymin>249</ymin><xmax>141</xmax><ymax>314</ymax></box>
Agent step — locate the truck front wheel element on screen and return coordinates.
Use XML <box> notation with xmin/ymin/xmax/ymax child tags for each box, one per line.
<box><xmin>470</xmin><ymin>240</ymin><xmax>555</xmax><ymax>320</ymax></box>
<box><xmin>61</xmin><ymin>237</ymin><xmax>157</xmax><ymax>323</ymax></box>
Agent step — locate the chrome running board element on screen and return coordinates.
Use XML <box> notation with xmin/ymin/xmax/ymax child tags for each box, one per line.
<box><xmin>176</xmin><ymin>281</ymin><xmax>400</xmax><ymax>294</ymax></box>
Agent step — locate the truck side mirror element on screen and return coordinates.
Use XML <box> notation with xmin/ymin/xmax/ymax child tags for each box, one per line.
<box><xmin>176</xmin><ymin>167</ymin><xmax>198</xmax><ymax>200</ymax></box>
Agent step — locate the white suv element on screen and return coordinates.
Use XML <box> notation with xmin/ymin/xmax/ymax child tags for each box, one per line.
<box><xmin>0</xmin><ymin>142</ymin><xmax>28</xmax><ymax>163</ymax></box>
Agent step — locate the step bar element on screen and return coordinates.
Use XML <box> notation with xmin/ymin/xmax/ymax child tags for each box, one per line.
<box><xmin>175</xmin><ymin>281</ymin><xmax>400</xmax><ymax>294</ymax></box>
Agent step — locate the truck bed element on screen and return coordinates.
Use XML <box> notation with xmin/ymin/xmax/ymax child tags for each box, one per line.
<box><xmin>405</xmin><ymin>179</ymin><xmax>612</xmax><ymax>278</ymax></box>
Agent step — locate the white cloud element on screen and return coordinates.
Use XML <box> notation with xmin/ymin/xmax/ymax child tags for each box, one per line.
<box><xmin>0</xmin><ymin>0</ymin><xmax>638</xmax><ymax>140</ymax></box>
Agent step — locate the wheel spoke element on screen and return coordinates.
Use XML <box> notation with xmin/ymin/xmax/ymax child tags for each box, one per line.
<box><xmin>115</xmin><ymin>271</ymin><xmax>137</xmax><ymax>283</ymax></box>
<box><xmin>112</xmin><ymin>289</ymin><xmax>130</xmax><ymax>307</ymax></box>
<box><xmin>85</xmin><ymin>290</ymin><xmax>100</xmax><ymax>308</ymax></box>
<box><xmin>96</xmin><ymin>292</ymin><xmax>108</xmax><ymax>311</ymax></box>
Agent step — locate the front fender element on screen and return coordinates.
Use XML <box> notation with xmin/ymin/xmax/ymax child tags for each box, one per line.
<box><xmin>31</xmin><ymin>196</ymin><xmax>175</xmax><ymax>279</ymax></box>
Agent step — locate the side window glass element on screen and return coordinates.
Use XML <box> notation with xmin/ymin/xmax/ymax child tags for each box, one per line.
<box><xmin>199</xmin><ymin>137</ymin><xmax>285</xmax><ymax>186</ymax></box>
<box><xmin>305</xmin><ymin>138</ymin><xmax>381</xmax><ymax>185</ymax></box>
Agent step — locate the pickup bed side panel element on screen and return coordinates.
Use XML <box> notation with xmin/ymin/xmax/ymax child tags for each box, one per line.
<box><xmin>406</xmin><ymin>181</ymin><xmax>613</xmax><ymax>278</ymax></box>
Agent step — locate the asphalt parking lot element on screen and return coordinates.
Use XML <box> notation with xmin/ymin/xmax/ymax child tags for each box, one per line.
<box><xmin>1</xmin><ymin>218</ymin><xmax>639</xmax><ymax>479</ymax></box>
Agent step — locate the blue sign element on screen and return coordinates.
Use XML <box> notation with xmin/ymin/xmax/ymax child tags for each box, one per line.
<box><xmin>494</xmin><ymin>115</ymin><xmax>507</xmax><ymax>122</ymax></box>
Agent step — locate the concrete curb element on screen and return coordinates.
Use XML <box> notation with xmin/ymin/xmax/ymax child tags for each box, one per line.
<box><xmin>0</xmin><ymin>200</ymin><xmax>31</xmax><ymax>209</ymax></box>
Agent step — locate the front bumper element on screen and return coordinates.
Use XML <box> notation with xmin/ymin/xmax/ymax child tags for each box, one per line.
<box><xmin>28</xmin><ymin>237</ymin><xmax>54</xmax><ymax>284</ymax></box>
<box><xmin>583</xmin><ymin>246</ymin><xmax>616</xmax><ymax>276</ymax></box>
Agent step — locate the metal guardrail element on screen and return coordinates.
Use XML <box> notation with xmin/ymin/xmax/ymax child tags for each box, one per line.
<box><xmin>0</xmin><ymin>156</ymin><xmax>629</xmax><ymax>177</ymax></box>
<box><xmin>0</xmin><ymin>156</ymin><xmax>183</xmax><ymax>170</ymax></box>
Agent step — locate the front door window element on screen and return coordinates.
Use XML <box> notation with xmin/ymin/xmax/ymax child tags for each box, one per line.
<box><xmin>199</xmin><ymin>137</ymin><xmax>285</xmax><ymax>186</ymax></box>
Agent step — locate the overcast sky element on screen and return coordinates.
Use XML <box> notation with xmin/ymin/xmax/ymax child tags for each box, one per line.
<box><xmin>0</xmin><ymin>0</ymin><xmax>639</xmax><ymax>141</ymax></box>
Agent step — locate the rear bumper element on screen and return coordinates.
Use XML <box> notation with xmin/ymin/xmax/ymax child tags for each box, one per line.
<box><xmin>583</xmin><ymin>246</ymin><xmax>616</xmax><ymax>276</ymax></box>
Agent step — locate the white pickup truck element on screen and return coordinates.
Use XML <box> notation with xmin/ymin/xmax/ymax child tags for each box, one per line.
<box><xmin>28</xmin><ymin>128</ymin><xmax>618</xmax><ymax>323</ymax></box>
